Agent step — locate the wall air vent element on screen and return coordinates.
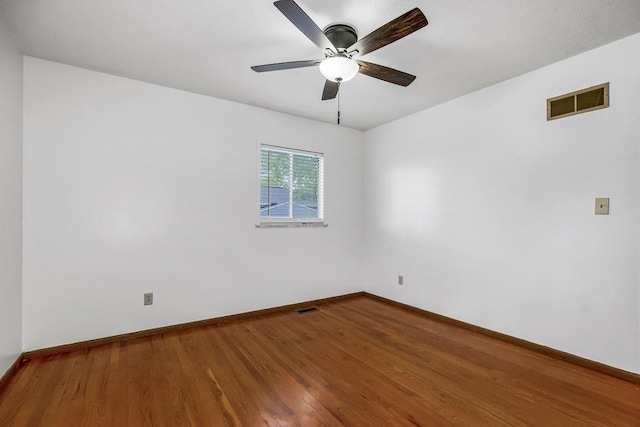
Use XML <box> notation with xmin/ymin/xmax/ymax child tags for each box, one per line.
<box><xmin>547</xmin><ymin>82</ymin><xmax>609</xmax><ymax>121</ymax></box>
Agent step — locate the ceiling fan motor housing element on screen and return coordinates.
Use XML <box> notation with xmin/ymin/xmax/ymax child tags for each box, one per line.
<box><xmin>323</xmin><ymin>23</ymin><xmax>358</xmax><ymax>52</ymax></box>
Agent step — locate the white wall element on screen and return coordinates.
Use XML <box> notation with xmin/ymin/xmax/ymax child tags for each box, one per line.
<box><xmin>0</xmin><ymin>17</ymin><xmax>23</xmax><ymax>377</ymax></box>
<box><xmin>22</xmin><ymin>57</ymin><xmax>363</xmax><ymax>351</ymax></box>
<box><xmin>363</xmin><ymin>33</ymin><xmax>640</xmax><ymax>373</ymax></box>
<box><xmin>19</xmin><ymin>35</ymin><xmax>640</xmax><ymax>374</ymax></box>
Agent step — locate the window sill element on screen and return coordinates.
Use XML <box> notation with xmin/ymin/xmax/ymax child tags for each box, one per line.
<box><xmin>255</xmin><ymin>222</ymin><xmax>328</xmax><ymax>228</ymax></box>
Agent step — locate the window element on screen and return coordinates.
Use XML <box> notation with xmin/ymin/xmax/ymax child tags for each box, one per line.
<box><xmin>258</xmin><ymin>144</ymin><xmax>324</xmax><ymax>226</ymax></box>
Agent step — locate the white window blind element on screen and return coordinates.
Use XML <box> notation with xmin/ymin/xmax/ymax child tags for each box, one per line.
<box><xmin>259</xmin><ymin>144</ymin><xmax>324</xmax><ymax>223</ymax></box>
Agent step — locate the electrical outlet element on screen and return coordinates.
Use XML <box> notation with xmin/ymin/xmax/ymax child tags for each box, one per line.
<box><xmin>398</xmin><ymin>275</ymin><xmax>404</xmax><ymax>286</ymax></box>
<box><xmin>144</xmin><ymin>292</ymin><xmax>153</xmax><ymax>306</ymax></box>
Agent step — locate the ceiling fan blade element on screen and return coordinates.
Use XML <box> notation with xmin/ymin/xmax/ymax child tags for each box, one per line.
<box><xmin>274</xmin><ymin>0</ymin><xmax>336</xmax><ymax>52</ymax></box>
<box><xmin>356</xmin><ymin>60</ymin><xmax>416</xmax><ymax>86</ymax></box>
<box><xmin>322</xmin><ymin>80</ymin><xmax>340</xmax><ymax>100</ymax></box>
<box><xmin>251</xmin><ymin>60</ymin><xmax>320</xmax><ymax>73</ymax></box>
<box><xmin>348</xmin><ymin>8</ymin><xmax>427</xmax><ymax>57</ymax></box>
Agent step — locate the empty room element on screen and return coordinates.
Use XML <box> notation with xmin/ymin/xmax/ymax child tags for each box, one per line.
<box><xmin>1</xmin><ymin>0</ymin><xmax>639</xmax><ymax>425</ymax></box>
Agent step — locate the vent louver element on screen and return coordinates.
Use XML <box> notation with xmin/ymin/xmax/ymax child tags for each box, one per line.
<box><xmin>547</xmin><ymin>83</ymin><xmax>609</xmax><ymax>121</ymax></box>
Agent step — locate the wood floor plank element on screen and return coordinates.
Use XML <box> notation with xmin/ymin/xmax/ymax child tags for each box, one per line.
<box><xmin>1</xmin><ymin>296</ymin><xmax>638</xmax><ymax>426</ymax></box>
<box><xmin>268</xmin><ymin>311</ymin><xmax>454</xmax><ymax>425</ymax></box>
<box><xmin>303</xmin><ymin>307</ymin><xmax>528</xmax><ymax>425</ymax></box>
<box><xmin>345</xmin><ymin>298</ymin><xmax>639</xmax><ymax>424</ymax></box>
<box><xmin>328</xmin><ymin>304</ymin><xmax>551</xmax><ymax>413</ymax></box>
<box><xmin>323</xmin><ymin>300</ymin><xmax>586</xmax><ymax>425</ymax></box>
<box><xmin>222</xmin><ymin>323</ymin><xmax>343</xmax><ymax>425</ymax></box>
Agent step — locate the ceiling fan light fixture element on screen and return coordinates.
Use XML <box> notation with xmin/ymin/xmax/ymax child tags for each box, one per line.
<box><xmin>319</xmin><ymin>56</ymin><xmax>359</xmax><ymax>83</ymax></box>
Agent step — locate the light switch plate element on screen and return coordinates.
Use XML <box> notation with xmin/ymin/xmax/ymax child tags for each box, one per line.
<box><xmin>595</xmin><ymin>198</ymin><xmax>609</xmax><ymax>215</ymax></box>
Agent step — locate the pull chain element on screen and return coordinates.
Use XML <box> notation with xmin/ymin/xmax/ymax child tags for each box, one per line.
<box><xmin>337</xmin><ymin>90</ymin><xmax>341</xmax><ymax>125</ymax></box>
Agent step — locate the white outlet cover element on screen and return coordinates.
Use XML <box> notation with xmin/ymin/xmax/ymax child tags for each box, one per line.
<box><xmin>144</xmin><ymin>293</ymin><xmax>154</xmax><ymax>305</ymax></box>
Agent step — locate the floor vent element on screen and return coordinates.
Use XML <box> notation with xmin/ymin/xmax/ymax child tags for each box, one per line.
<box><xmin>297</xmin><ymin>307</ymin><xmax>318</xmax><ymax>314</ymax></box>
<box><xmin>547</xmin><ymin>82</ymin><xmax>609</xmax><ymax>121</ymax></box>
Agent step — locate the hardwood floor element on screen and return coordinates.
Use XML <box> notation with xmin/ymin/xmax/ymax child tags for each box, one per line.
<box><xmin>1</xmin><ymin>296</ymin><xmax>638</xmax><ymax>426</ymax></box>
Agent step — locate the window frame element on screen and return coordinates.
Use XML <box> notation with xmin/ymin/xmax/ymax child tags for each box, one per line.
<box><xmin>256</xmin><ymin>142</ymin><xmax>326</xmax><ymax>228</ymax></box>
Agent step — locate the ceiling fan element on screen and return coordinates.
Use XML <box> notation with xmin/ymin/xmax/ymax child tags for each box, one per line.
<box><xmin>251</xmin><ymin>0</ymin><xmax>428</xmax><ymax>101</ymax></box>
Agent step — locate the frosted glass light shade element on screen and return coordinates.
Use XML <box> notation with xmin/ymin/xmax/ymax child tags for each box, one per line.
<box><xmin>319</xmin><ymin>56</ymin><xmax>359</xmax><ymax>82</ymax></box>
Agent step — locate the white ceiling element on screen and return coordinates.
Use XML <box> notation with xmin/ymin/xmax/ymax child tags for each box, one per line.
<box><xmin>2</xmin><ymin>0</ymin><xmax>640</xmax><ymax>130</ymax></box>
